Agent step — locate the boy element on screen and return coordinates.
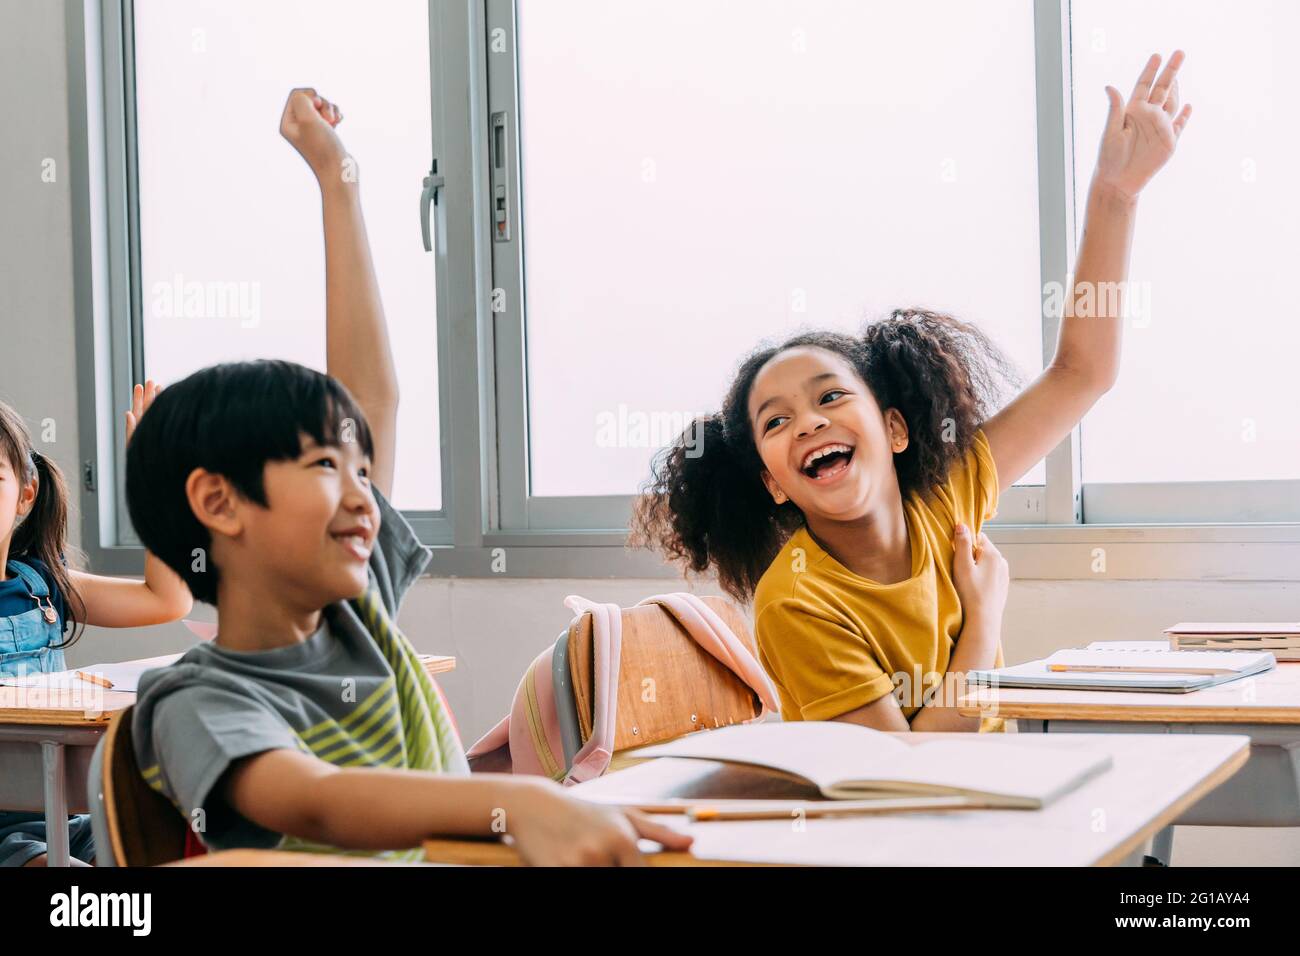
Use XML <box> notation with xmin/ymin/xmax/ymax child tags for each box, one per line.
<box><xmin>125</xmin><ymin>89</ymin><xmax>691</xmax><ymax>865</ymax></box>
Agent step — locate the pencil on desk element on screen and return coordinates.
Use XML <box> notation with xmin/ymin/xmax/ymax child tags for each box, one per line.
<box><xmin>686</xmin><ymin>795</ymin><xmax>979</xmax><ymax>821</ymax></box>
<box><xmin>421</xmin><ymin>838</ymin><xmax>699</xmax><ymax>867</ymax></box>
<box><xmin>1047</xmin><ymin>663</ymin><xmax>1230</xmax><ymax>676</ymax></box>
<box><xmin>75</xmin><ymin>671</ymin><xmax>114</xmax><ymax>689</ymax></box>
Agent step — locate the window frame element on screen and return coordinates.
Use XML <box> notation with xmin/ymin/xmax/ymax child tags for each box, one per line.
<box><xmin>66</xmin><ymin>0</ymin><xmax>1300</xmax><ymax>583</ymax></box>
<box><xmin>69</xmin><ymin>0</ymin><xmax>456</xmax><ymax>577</ymax></box>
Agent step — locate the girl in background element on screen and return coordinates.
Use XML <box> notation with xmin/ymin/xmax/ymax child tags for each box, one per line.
<box><xmin>0</xmin><ymin>386</ymin><xmax>192</xmax><ymax>865</ymax></box>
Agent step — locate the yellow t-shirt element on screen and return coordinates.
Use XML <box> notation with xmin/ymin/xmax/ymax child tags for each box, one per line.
<box><xmin>752</xmin><ymin>429</ymin><xmax>1004</xmax><ymax>732</ymax></box>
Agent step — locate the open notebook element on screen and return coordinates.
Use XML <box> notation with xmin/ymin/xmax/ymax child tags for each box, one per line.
<box><xmin>968</xmin><ymin>647</ymin><xmax>1275</xmax><ymax>693</ymax></box>
<box><xmin>625</xmin><ymin>721</ymin><xmax>1111</xmax><ymax>809</ymax></box>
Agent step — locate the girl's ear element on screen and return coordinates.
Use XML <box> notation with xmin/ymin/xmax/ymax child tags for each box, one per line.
<box><xmin>185</xmin><ymin>468</ymin><xmax>243</xmax><ymax>538</ymax></box>
<box><xmin>15</xmin><ymin>473</ymin><xmax>38</xmax><ymax>518</ymax></box>
<box><xmin>884</xmin><ymin>408</ymin><xmax>910</xmax><ymax>453</ymax></box>
<box><xmin>760</xmin><ymin>470</ymin><xmax>788</xmax><ymax>505</ymax></box>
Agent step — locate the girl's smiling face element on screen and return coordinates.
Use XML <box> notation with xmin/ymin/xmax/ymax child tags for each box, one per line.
<box><xmin>747</xmin><ymin>346</ymin><xmax>909</xmax><ymax>522</ymax></box>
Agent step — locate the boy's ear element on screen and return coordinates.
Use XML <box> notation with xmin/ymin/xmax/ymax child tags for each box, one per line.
<box><xmin>184</xmin><ymin>468</ymin><xmax>243</xmax><ymax>539</ymax></box>
<box><xmin>760</xmin><ymin>470</ymin><xmax>789</xmax><ymax>505</ymax></box>
<box><xmin>884</xmin><ymin>408</ymin><xmax>910</xmax><ymax>453</ymax></box>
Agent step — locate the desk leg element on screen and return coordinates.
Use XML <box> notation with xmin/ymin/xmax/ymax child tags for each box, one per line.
<box><xmin>41</xmin><ymin>740</ymin><xmax>71</xmax><ymax>867</ymax></box>
<box><xmin>1144</xmin><ymin>825</ymin><xmax>1175</xmax><ymax>867</ymax></box>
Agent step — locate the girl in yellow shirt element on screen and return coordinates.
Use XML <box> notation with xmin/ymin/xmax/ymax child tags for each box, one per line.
<box><xmin>634</xmin><ymin>51</ymin><xmax>1192</xmax><ymax>733</ymax></box>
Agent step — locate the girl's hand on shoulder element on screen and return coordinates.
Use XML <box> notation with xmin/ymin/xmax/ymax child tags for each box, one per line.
<box><xmin>279</xmin><ymin>87</ymin><xmax>349</xmax><ymax>182</ymax></box>
<box><xmin>124</xmin><ymin>380</ymin><xmax>160</xmax><ymax>444</ymax></box>
<box><xmin>505</xmin><ymin>779</ymin><xmax>693</xmax><ymax>866</ymax></box>
<box><xmin>951</xmin><ymin>525</ymin><xmax>1009</xmax><ymax>624</ymax></box>
<box><xmin>1093</xmin><ymin>50</ymin><xmax>1192</xmax><ymax>203</ymax></box>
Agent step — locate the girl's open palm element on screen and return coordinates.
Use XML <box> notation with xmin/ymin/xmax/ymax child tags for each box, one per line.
<box><xmin>1095</xmin><ymin>50</ymin><xmax>1192</xmax><ymax>201</ymax></box>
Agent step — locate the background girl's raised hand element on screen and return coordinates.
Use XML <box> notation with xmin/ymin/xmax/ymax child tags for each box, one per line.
<box><xmin>1094</xmin><ymin>50</ymin><xmax>1193</xmax><ymax>202</ymax></box>
<box><xmin>279</xmin><ymin>87</ymin><xmax>348</xmax><ymax>180</ymax></box>
<box><xmin>124</xmin><ymin>380</ymin><xmax>160</xmax><ymax>443</ymax></box>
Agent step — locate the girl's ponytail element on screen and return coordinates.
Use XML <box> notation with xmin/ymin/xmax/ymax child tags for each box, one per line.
<box><xmin>0</xmin><ymin>403</ymin><xmax>85</xmax><ymax>646</ymax></box>
<box><xmin>631</xmin><ymin>411</ymin><xmax>799</xmax><ymax>603</ymax></box>
<box><xmin>862</xmin><ymin>308</ymin><xmax>1019</xmax><ymax>495</ymax></box>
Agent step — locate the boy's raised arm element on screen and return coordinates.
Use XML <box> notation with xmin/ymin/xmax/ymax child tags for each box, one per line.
<box><xmin>279</xmin><ymin>88</ymin><xmax>399</xmax><ymax>498</ymax></box>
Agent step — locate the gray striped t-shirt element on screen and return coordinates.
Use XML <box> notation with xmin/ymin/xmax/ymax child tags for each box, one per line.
<box><xmin>131</xmin><ymin>488</ymin><xmax>457</xmax><ymax>857</ymax></box>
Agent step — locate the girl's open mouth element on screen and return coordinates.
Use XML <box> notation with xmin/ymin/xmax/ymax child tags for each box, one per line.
<box><xmin>800</xmin><ymin>443</ymin><xmax>855</xmax><ymax>482</ymax></box>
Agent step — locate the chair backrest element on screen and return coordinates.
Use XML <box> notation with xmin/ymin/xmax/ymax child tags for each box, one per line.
<box><xmin>89</xmin><ymin>706</ymin><xmax>188</xmax><ymax>866</ymax></box>
<box><xmin>568</xmin><ymin>595</ymin><xmax>764</xmax><ymax>753</ymax></box>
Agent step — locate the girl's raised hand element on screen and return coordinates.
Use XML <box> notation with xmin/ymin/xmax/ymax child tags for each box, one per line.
<box><xmin>124</xmin><ymin>380</ymin><xmax>160</xmax><ymax>444</ymax></box>
<box><xmin>1094</xmin><ymin>50</ymin><xmax>1192</xmax><ymax>202</ymax></box>
<box><xmin>279</xmin><ymin>87</ymin><xmax>348</xmax><ymax>180</ymax></box>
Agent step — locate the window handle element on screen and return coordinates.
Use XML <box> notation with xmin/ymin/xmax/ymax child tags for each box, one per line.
<box><xmin>420</xmin><ymin>159</ymin><xmax>445</xmax><ymax>252</ymax></box>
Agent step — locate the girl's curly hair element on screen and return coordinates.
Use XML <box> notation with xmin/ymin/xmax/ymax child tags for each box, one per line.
<box><xmin>630</xmin><ymin>308</ymin><xmax>1019</xmax><ymax>602</ymax></box>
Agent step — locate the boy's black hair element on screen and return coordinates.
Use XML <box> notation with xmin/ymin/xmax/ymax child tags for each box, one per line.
<box><xmin>126</xmin><ymin>360</ymin><xmax>375</xmax><ymax>605</ymax></box>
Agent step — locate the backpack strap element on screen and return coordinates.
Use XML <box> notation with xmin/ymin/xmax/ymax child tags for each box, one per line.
<box><xmin>561</xmin><ymin>595</ymin><xmax>622</xmax><ymax>785</ymax></box>
<box><xmin>7</xmin><ymin>559</ymin><xmax>51</xmax><ymax>598</ymax></box>
<box><xmin>638</xmin><ymin>593</ymin><xmax>780</xmax><ymax>715</ymax></box>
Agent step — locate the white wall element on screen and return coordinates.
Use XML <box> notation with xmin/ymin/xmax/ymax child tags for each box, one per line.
<box><xmin>3</xmin><ymin>0</ymin><xmax>1297</xmax><ymax>867</ymax></box>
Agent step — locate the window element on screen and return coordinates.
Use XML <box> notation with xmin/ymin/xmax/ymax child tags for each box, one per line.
<box><xmin>496</xmin><ymin>0</ymin><xmax>1045</xmax><ymax>529</ymax></box>
<box><xmin>69</xmin><ymin>0</ymin><xmax>1300</xmax><ymax>581</ymax></box>
<box><xmin>131</xmin><ymin>0</ymin><xmax>443</xmax><ymax>513</ymax></box>
<box><xmin>1072</xmin><ymin>0</ymin><xmax>1300</xmax><ymax>521</ymax></box>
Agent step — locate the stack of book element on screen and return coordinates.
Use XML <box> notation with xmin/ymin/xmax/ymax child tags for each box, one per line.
<box><xmin>967</xmin><ymin>645</ymin><xmax>1276</xmax><ymax>693</ymax></box>
<box><xmin>1164</xmin><ymin>623</ymin><xmax>1300</xmax><ymax>662</ymax></box>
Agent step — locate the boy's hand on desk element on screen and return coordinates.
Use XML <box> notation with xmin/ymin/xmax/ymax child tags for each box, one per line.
<box><xmin>1093</xmin><ymin>50</ymin><xmax>1192</xmax><ymax>203</ymax></box>
<box><xmin>280</xmin><ymin>87</ymin><xmax>349</xmax><ymax>182</ymax></box>
<box><xmin>505</xmin><ymin>780</ymin><xmax>693</xmax><ymax>866</ymax></box>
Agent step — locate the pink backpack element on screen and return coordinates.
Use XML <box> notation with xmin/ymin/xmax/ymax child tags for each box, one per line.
<box><xmin>466</xmin><ymin>592</ymin><xmax>779</xmax><ymax>785</ymax></box>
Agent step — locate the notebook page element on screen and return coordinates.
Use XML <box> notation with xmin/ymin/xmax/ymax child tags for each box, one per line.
<box><xmin>631</xmin><ymin>722</ymin><xmax>910</xmax><ymax>792</ymax></box>
<box><xmin>1085</xmin><ymin>641</ymin><xmax>1171</xmax><ymax>651</ymax></box>
<box><xmin>857</xmin><ymin>740</ymin><xmax>1113</xmax><ymax>803</ymax></box>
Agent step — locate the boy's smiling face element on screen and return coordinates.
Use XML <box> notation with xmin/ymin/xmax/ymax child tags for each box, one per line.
<box><xmin>747</xmin><ymin>346</ymin><xmax>908</xmax><ymax>523</ymax></box>
<box><xmin>215</xmin><ymin>434</ymin><xmax>380</xmax><ymax>611</ymax></box>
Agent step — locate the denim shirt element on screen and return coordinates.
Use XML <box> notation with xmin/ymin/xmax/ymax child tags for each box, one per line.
<box><xmin>0</xmin><ymin>559</ymin><xmax>67</xmax><ymax>678</ymax></box>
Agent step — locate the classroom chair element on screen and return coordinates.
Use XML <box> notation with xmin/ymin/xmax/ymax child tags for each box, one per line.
<box><xmin>87</xmin><ymin>706</ymin><xmax>188</xmax><ymax>866</ymax></box>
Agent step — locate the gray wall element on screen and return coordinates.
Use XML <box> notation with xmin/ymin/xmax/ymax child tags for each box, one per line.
<box><xmin>3</xmin><ymin>0</ymin><xmax>1296</xmax><ymax>866</ymax></box>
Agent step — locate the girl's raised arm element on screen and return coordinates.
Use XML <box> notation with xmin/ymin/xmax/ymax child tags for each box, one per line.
<box><xmin>982</xmin><ymin>51</ymin><xmax>1192</xmax><ymax>488</ymax></box>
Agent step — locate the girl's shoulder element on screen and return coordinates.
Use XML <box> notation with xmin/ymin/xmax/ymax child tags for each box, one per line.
<box><xmin>752</xmin><ymin>526</ymin><xmax>831</xmax><ymax>614</ymax></box>
<box><xmin>7</xmin><ymin>554</ymin><xmax>68</xmax><ymax>606</ymax></box>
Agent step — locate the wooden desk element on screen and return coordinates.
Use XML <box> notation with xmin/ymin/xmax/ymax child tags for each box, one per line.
<box><xmin>958</xmin><ymin>661</ymin><xmax>1300</xmax><ymax>863</ymax></box>
<box><xmin>167</xmin><ymin>849</ymin><xmax>429</xmax><ymax>867</ymax></box>
<box><xmin>0</xmin><ymin>652</ymin><xmax>456</xmax><ymax>866</ymax></box>
<box><xmin>423</xmin><ymin>732</ymin><xmax>1250</xmax><ymax>867</ymax></box>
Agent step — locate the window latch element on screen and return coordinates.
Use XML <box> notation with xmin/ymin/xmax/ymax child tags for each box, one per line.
<box><xmin>420</xmin><ymin>159</ymin><xmax>445</xmax><ymax>253</ymax></box>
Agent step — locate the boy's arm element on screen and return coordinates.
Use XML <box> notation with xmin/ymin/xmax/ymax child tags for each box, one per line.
<box><xmin>981</xmin><ymin>51</ymin><xmax>1192</xmax><ymax>489</ymax></box>
<box><xmin>223</xmin><ymin>748</ymin><xmax>693</xmax><ymax>866</ymax></box>
<box><xmin>279</xmin><ymin>88</ymin><xmax>399</xmax><ymax>498</ymax></box>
